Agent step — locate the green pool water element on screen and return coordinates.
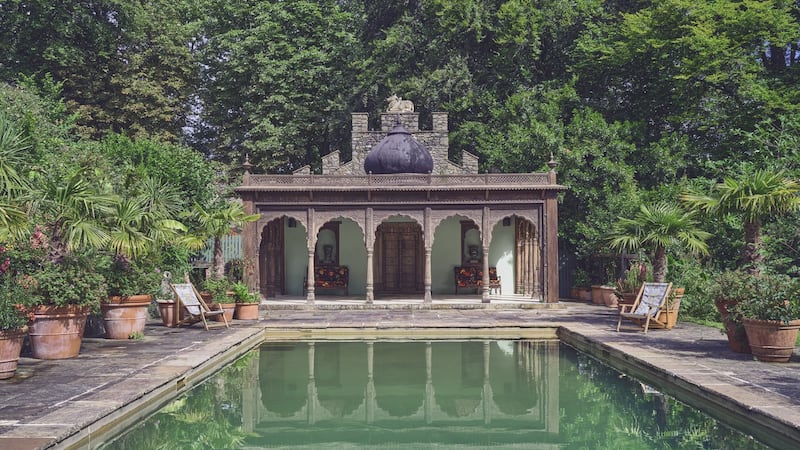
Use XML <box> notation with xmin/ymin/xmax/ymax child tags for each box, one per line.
<box><xmin>106</xmin><ymin>340</ymin><xmax>769</xmax><ymax>449</ymax></box>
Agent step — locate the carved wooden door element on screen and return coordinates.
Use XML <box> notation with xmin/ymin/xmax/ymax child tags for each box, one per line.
<box><xmin>378</xmin><ymin>223</ymin><xmax>422</xmax><ymax>294</ymax></box>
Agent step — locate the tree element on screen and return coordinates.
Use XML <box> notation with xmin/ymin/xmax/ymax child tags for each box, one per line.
<box><xmin>606</xmin><ymin>202</ymin><xmax>710</xmax><ymax>282</ymax></box>
<box><xmin>681</xmin><ymin>170</ymin><xmax>800</xmax><ymax>273</ymax></box>
<box><xmin>196</xmin><ymin>0</ymin><xmax>361</xmax><ymax>172</ymax></box>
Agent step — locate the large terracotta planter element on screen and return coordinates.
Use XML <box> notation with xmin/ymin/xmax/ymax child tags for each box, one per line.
<box><xmin>714</xmin><ymin>298</ymin><xmax>751</xmax><ymax>354</ymax></box>
<box><xmin>591</xmin><ymin>285</ymin><xmax>615</xmax><ymax>307</ymax></box>
<box><xmin>101</xmin><ymin>295</ymin><xmax>151</xmax><ymax>339</ymax></box>
<box><xmin>234</xmin><ymin>303</ymin><xmax>260</xmax><ymax>320</ymax></box>
<box><xmin>577</xmin><ymin>287</ymin><xmax>592</xmax><ymax>302</ymax></box>
<box><xmin>742</xmin><ymin>318</ymin><xmax>800</xmax><ymax>363</ymax></box>
<box><xmin>29</xmin><ymin>304</ymin><xmax>89</xmax><ymax>360</ymax></box>
<box><xmin>0</xmin><ymin>327</ymin><xmax>27</xmax><ymax>380</ymax></box>
<box><xmin>156</xmin><ymin>299</ymin><xmax>184</xmax><ymax>327</ymax></box>
<box><xmin>211</xmin><ymin>302</ymin><xmax>235</xmax><ymax>322</ymax></box>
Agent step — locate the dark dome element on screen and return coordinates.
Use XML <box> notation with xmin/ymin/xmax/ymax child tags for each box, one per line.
<box><xmin>364</xmin><ymin>123</ymin><xmax>433</xmax><ymax>174</ymax></box>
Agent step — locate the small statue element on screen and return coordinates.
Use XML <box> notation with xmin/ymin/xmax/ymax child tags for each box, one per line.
<box><xmin>321</xmin><ymin>244</ymin><xmax>335</xmax><ymax>265</ymax></box>
<box><xmin>386</xmin><ymin>94</ymin><xmax>414</xmax><ymax>112</ymax></box>
<box><xmin>467</xmin><ymin>245</ymin><xmax>480</xmax><ymax>264</ymax></box>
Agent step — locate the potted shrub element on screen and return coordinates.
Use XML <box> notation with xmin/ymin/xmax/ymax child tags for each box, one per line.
<box><xmin>101</xmin><ymin>255</ymin><xmax>162</xmax><ymax>339</ymax></box>
<box><xmin>732</xmin><ymin>273</ymin><xmax>800</xmax><ymax>363</ymax></box>
<box><xmin>571</xmin><ymin>268</ymin><xmax>592</xmax><ymax>302</ymax></box>
<box><xmin>27</xmin><ymin>253</ymin><xmax>107</xmax><ymax>359</ymax></box>
<box><xmin>231</xmin><ymin>281</ymin><xmax>260</xmax><ymax>320</ymax></box>
<box><xmin>204</xmin><ymin>278</ymin><xmax>234</xmax><ymax>322</ymax></box>
<box><xmin>708</xmin><ymin>270</ymin><xmax>752</xmax><ymax>354</ymax></box>
<box><xmin>0</xmin><ymin>272</ymin><xmax>35</xmax><ymax>379</ymax></box>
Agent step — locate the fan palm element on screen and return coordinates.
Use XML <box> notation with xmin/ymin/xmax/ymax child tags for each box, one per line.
<box><xmin>106</xmin><ymin>177</ymin><xmax>186</xmax><ymax>259</ymax></box>
<box><xmin>680</xmin><ymin>170</ymin><xmax>800</xmax><ymax>273</ymax></box>
<box><xmin>607</xmin><ymin>202</ymin><xmax>711</xmax><ymax>282</ymax></box>
<box><xmin>28</xmin><ymin>171</ymin><xmax>115</xmax><ymax>262</ymax></box>
<box><xmin>0</xmin><ymin>114</ymin><xmax>31</xmax><ymax>241</ymax></box>
<box><xmin>183</xmin><ymin>202</ymin><xmax>259</xmax><ymax>280</ymax></box>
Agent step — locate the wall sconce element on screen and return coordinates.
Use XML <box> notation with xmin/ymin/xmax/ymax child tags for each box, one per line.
<box><xmin>502</xmin><ymin>217</ymin><xmax>511</xmax><ymax>227</ymax></box>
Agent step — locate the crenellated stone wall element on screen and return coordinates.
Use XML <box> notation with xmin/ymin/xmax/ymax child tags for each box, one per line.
<box><xmin>324</xmin><ymin>111</ymin><xmax>479</xmax><ymax>175</ymax></box>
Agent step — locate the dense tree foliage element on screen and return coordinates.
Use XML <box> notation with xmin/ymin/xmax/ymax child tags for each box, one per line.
<box><xmin>3</xmin><ymin>0</ymin><xmax>800</xmax><ymax>312</ymax></box>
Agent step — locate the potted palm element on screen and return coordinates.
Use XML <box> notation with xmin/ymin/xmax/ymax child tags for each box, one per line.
<box><xmin>204</xmin><ymin>278</ymin><xmax>234</xmax><ymax>322</ymax></box>
<box><xmin>231</xmin><ymin>281</ymin><xmax>260</xmax><ymax>320</ymax></box>
<box><xmin>101</xmin><ymin>255</ymin><xmax>162</xmax><ymax>339</ymax></box>
<box><xmin>732</xmin><ymin>273</ymin><xmax>800</xmax><ymax>363</ymax></box>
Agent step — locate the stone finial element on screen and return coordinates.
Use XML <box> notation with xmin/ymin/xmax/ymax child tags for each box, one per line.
<box><xmin>386</xmin><ymin>94</ymin><xmax>414</xmax><ymax>112</ymax></box>
<box><xmin>243</xmin><ymin>154</ymin><xmax>252</xmax><ymax>175</ymax></box>
<box><xmin>547</xmin><ymin>152</ymin><xmax>557</xmax><ymax>171</ymax></box>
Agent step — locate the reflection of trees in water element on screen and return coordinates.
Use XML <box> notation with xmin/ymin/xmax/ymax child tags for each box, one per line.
<box><xmin>260</xmin><ymin>343</ymin><xmax>308</xmax><ymax>416</ymax></box>
<box><xmin>490</xmin><ymin>340</ymin><xmax>540</xmax><ymax>415</ymax></box>
<box><xmin>316</xmin><ymin>342</ymin><xmax>367</xmax><ymax>417</ymax></box>
<box><xmin>561</xmin><ymin>347</ymin><xmax>769</xmax><ymax>449</ymax></box>
<box><xmin>107</xmin><ymin>352</ymin><xmax>253</xmax><ymax>450</ymax></box>
<box><xmin>374</xmin><ymin>341</ymin><xmax>426</xmax><ymax>416</ymax></box>
<box><xmin>433</xmin><ymin>341</ymin><xmax>482</xmax><ymax>417</ymax></box>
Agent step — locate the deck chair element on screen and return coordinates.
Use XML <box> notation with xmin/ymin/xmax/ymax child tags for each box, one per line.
<box><xmin>170</xmin><ymin>282</ymin><xmax>229</xmax><ymax>330</ymax></box>
<box><xmin>616</xmin><ymin>282</ymin><xmax>672</xmax><ymax>333</ymax></box>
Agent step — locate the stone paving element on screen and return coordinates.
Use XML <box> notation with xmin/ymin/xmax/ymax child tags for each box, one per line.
<box><xmin>1</xmin><ymin>299</ymin><xmax>799</xmax><ymax>449</ymax></box>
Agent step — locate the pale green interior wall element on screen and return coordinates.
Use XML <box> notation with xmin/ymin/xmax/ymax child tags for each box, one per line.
<box><xmin>338</xmin><ymin>220</ymin><xmax>367</xmax><ymax>296</ymax></box>
<box><xmin>284</xmin><ymin>221</ymin><xmax>308</xmax><ymax>296</ymax></box>
<box><xmin>282</xmin><ymin>215</ymin><xmax>516</xmax><ymax>297</ymax></box>
<box><xmin>489</xmin><ymin>217</ymin><xmax>516</xmax><ymax>294</ymax></box>
<box><xmin>431</xmin><ymin>217</ymin><xmax>464</xmax><ymax>294</ymax></box>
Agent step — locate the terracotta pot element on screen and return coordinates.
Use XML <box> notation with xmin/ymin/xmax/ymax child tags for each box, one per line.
<box><xmin>0</xmin><ymin>327</ymin><xmax>27</xmax><ymax>380</ymax></box>
<box><xmin>28</xmin><ymin>304</ymin><xmax>89</xmax><ymax>360</ymax></box>
<box><xmin>234</xmin><ymin>303</ymin><xmax>260</xmax><ymax>320</ymax></box>
<box><xmin>742</xmin><ymin>318</ymin><xmax>800</xmax><ymax>363</ymax></box>
<box><xmin>156</xmin><ymin>299</ymin><xmax>184</xmax><ymax>327</ymax></box>
<box><xmin>101</xmin><ymin>295</ymin><xmax>151</xmax><ymax>339</ymax></box>
<box><xmin>590</xmin><ymin>285</ymin><xmax>605</xmax><ymax>305</ymax></box>
<box><xmin>577</xmin><ymin>288</ymin><xmax>592</xmax><ymax>302</ymax></box>
<box><xmin>603</xmin><ymin>289</ymin><xmax>618</xmax><ymax>308</ymax></box>
<box><xmin>714</xmin><ymin>298</ymin><xmax>751</xmax><ymax>354</ymax></box>
<box><xmin>591</xmin><ymin>285</ymin><xmax>615</xmax><ymax>306</ymax></box>
<box><xmin>569</xmin><ymin>287</ymin><xmax>580</xmax><ymax>299</ymax></box>
<box><xmin>617</xmin><ymin>291</ymin><xmax>637</xmax><ymax>309</ymax></box>
<box><xmin>211</xmin><ymin>302</ymin><xmax>235</xmax><ymax>322</ymax></box>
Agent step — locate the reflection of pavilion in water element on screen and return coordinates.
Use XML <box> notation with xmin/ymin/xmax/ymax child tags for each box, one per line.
<box><xmin>242</xmin><ymin>340</ymin><xmax>560</xmax><ymax>445</ymax></box>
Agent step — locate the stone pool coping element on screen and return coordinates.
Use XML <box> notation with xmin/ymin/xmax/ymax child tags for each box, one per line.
<box><xmin>1</xmin><ymin>300</ymin><xmax>798</xmax><ymax>449</ymax></box>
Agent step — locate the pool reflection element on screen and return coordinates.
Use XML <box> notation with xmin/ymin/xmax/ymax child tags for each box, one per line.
<box><xmin>253</xmin><ymin>340</ymin><xmax>559</xmax><ymax>444</ymax></box>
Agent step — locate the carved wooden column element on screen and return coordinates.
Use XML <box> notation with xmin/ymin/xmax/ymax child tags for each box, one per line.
<box><xmin>481</xmin><ymin>207</ymin><xmax>491</xmax><ymax>303</ymax></box>
<box><xmin>424</xmin><ymin>207</ymin><xmax>432</xmax><ymax>303</ymax></box>
<box><xmin>533</xmin><ymin>225</ymin><xmax>542</xmax><ymax>298</ymax></box>
<box><xmin>545</xmin><ymin>160</ymin><xmax>560</xmax><ymax>303</ymax></box>
<box><xmin>306</xmin><ymin>208</ymin><xmax>316</xmax><ymax>305</ymax></box>
<box><xmin>366</xmin><ymin>208</ymin><xmax>374</xmax><ymax>303</ymax></box>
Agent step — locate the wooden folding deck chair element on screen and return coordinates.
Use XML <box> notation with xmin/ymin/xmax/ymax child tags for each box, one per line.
<box><xmin>616</xmin><ymin>282</ymin><xmax>673</xmax><ymax>333</ymax></box>
<box><xmin>170</xmin><ymin>282</ymin><xmax>229</xmax><ymax>330</ymax></box>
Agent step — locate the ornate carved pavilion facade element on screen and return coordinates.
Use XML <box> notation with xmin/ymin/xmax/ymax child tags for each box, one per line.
<box><xmin>236</xmin><ymin>107</ymin><xmax>565</xmax><ymax>304</ymax></box>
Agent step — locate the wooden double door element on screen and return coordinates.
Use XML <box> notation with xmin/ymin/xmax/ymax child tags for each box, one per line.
<box><xmin>375</xmin><ymin>223</ymin><xmax>424</xmax><ymax>295</ymax></box>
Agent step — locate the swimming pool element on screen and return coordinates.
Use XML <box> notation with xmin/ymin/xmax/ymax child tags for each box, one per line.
<box><xmin>104</xmin><ymin>339</ymin><xmax>769</xmax><ymax>449</ymax></box>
